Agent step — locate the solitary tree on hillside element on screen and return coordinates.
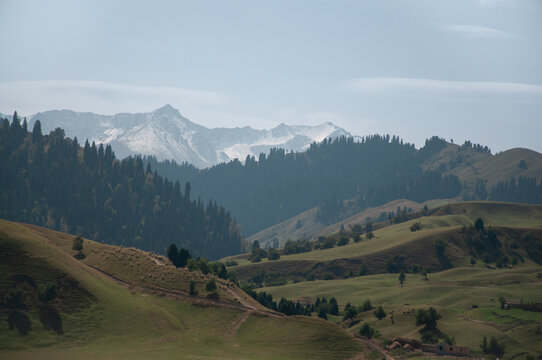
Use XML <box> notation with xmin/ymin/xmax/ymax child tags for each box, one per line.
<box><xmin>374</xmin><ymin>306</ymin><xmax>386</xmax><ymax>320</ymax></box>
<box><xmin>72</xmin><ymin>236</ymin><xmax>83</xmax><ymax>252</ymax></box>
<box><xmin>399</xmin><ymin>270</ymin><xmax>406</xmax><ymax>287</ymax></box>
<box><xmin>167</xmin><ymin>244</ymin><xmax>179</xmax><ymax>267</ymax></box>
<box><xmin>474</xmin><ymin>218</ymin><xmax>485</xmax><ymax>232</ymax></box>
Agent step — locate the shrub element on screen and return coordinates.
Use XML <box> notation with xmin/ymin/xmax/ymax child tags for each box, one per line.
<box><xmin>225</xmin><ymin>260</ymin><xmax>238</xmax><ymax>267</ymax></box>
<box><xmin>38</xmin><ymin>282</ymin><xmax>57</xmax><ymax>303</ymax></box>
<box><xmin>321</xmin><ymin>238</ymin><xmax>336</xmax><ymax>249</ymax></box>
<box><xmin>72</xmin><ymin>236</ymin><xmax>83</xmax><ymax>251</ymax></box>
<box><xmin>189</xmin><ymin>280</ymin><xmax>197</xmax><ymax>296</ymax></box>
<box><xmin>284</xmin><ymin>239</ymin><xmax>312</xmax><ymax>254</ymax></box>
<box><xmin>186</xmin><ymin>258</ymin><xmax>197</xmax><ymax>271</ymax></box>
<box><xmin>318</xmin><ymin>309</ymin><xmax>328</xmax><ymax>320</ymax></box>
<box><xmin>421</xmin><ymin>329</ymin><xmax>439</xmax><ymax>344</ymax></box>
<box><xmin>480</xmin><ymin>336</ymin><xmax>505</xmax><ymax>356</ymax></box>
<box><xmin>197</xmin><ymin>258</ymin><xmax>210</xmax><ymax>274</ymax></box>
<box><xmin>205</xmin><ymin>278</ymin><xmax>217</xmax><ymax>293</ymax></box>
<box><xmin>361</xmin><ymin>299</ymin><xmax>373</xmax><ymax>312</ymax></box>
<box><xmin>343</xmin><ymin>307</ymin><xmax>358</xmax><ymax>322</ymax></box>
<box><xmin>416</xmin><ymin>307</ymin><xmax>441</xmax><ymax>329</ymax></box>
<box><xmin>337</xmin><ymin>237</ymin><xmax>349</xmax><ymax>246</ymax></box>
<box><xmin>267</xmin><ymin>249</ymin><xmax>280</xmax><ymax>260</ymax></box>
<box><xmin>359</xmin><ymin>322</ymin><xmax>375</xmax><ymax>338</ymax></box>
<box><xmin>5</xmin><ymin>289</ymin><xmax>26</xmax><ymax>309</ymax></box>
<box><xmin>410</xmin><ymin>222</ymin><xmax>422</xmax><ymax>232</ymax></box>
<box><xmin>374</xmin><ymin>306</ymin><xmax>386</xmax><ymax>320</ymax></box>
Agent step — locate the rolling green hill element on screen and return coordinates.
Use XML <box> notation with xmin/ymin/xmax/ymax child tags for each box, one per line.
<box><xmin>248</xmin><ymin>198</ymin><xmax>454</xmax><ymax>249</ymax></box>
<box><xmin>0</xmin><ymin>219</ymin><xmax>364</xmax><ymax>359</ymax></box>
<box><xmin>229</xmin><ymin>202</ymin><xmax>542</xmax><ymax>282</ymax></box>
<box><xmin>241</xmin><ymin>202</ymin><xmax>542</xmax><ymax>358</ymax></box>
<box><xmin>424</xmin><ymin>145</ymin><xmax>542</xmax><ymax>187</ymax></box>
<box><xmin>259</xmin><ymin>266</ymin><xmax>542</xmax><ymax>358</ymax></box>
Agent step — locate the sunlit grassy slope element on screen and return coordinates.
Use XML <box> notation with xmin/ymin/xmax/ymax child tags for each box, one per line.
<box><xmin>260</xmin><ymin>265</ymin><xmax>542</xmax><ymax>358</ymax></box>
<box><xmin>0</xmin><ymin>219</ymin><xmax>363</xmax><ymax>359</ymax></box>
<box><xmin>230</xmin><ymin>202</ymin><xmax>542</xmax><ymax>280</ymax></box>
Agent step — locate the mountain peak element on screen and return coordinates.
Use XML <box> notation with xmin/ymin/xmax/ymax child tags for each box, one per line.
<box><xmin>152</xmin><ymin>104</ymin><xmax>181</xmax><ymax>117</ymax></box>
<box><xmin>27</xmin><ymin>107</ymin><xmax>354</xmax><ymax>168</ymax></box>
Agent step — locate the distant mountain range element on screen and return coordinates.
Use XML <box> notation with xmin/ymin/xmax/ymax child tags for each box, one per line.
<box><xmin>2</xmin><ymin>105</ymin><xmax>352</xmax><ymax>168</ymax></box>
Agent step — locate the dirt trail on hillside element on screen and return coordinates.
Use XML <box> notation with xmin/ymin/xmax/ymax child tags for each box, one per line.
<box><xmin>226</xmin><ymin>311</ymin><xmax>252</xmax><ymax>338</ymax></box>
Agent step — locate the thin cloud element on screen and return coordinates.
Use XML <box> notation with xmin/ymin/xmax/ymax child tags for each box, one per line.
<box><xmin>441</xmin><ymin>25</ymin><xmax>516</xmax><ymax>39</ymax></box>
<box><xmin>478</xmin><ymin>0</ymin><xmax>514</xmax><ymax>7</ymax></box>
<box><xmin>0</xmin><ymin>80</ymin><xmax>229</xmax><ymax>116</ymax></box>
<box><xmin>343</xmin><ymin>77</ymin><xmax>542</xmax><ymax>95</ymax></box>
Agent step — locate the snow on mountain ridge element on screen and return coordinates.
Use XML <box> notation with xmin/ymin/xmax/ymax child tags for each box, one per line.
<box><xmin>20</xmin><ymin>105</ymin><xmax>353</xmax><ymax>168</ymax></box>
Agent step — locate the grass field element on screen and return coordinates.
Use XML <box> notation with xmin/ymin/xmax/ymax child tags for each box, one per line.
<box><xmin>0</xmin><ymin>219</ymin><xmax>364</xmax><ymax>359</ymax></box>
<box><xmin>259</xmin><ymin>264</ymin><xmax>542</xmax><ymax>358</ymax></box>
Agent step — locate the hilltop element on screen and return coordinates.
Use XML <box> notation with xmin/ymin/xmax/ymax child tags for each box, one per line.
<box><xmin>0</xmin><ymin>219</ymin><xmax>364</xmax><ymax>359</ymax></box>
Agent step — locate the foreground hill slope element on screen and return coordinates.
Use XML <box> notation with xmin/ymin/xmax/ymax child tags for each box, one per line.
<box><xmin>0</xmin><ymin>220</ymin><xmax>363</xmax><ymax>359</ymax></box>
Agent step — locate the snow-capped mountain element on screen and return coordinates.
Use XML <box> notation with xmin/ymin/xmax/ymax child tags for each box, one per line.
<box><xmin>20</xmin><ymin>105</ymin><xmax>352</xmax><ymax>168</ymax></box>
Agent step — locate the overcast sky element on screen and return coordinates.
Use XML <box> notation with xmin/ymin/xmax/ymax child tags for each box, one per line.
<box><xmin>1</xmin><ymin>0</ymin><xmax>541</xmax><ymax>152</ymax></box>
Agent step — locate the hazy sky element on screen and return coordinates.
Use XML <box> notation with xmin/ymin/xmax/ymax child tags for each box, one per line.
<box><xmin>1</xmin><ymin>0</ymin><xmax>541</xmax><ymax>152</ymax></box>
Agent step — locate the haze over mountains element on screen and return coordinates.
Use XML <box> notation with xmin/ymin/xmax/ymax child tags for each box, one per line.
<box><xmin>8</xmin><ymin>105</ymin><xmax>352</xmax><ymax>168</ymax></box>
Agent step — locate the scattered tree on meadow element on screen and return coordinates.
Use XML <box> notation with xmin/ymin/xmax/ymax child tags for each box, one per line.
<box><xmin>480</xmin><ymin>336</ymin><xmax>505</xmax><ymax>357</ymax></box>
<box><xmin>415</xmin><ymin>307</ymin><xmax>441</xmax><ymax>330</ymax></box>
<box><xmin>374</xmin><ymin>306</ymin><xmax>386</xmax><ymax>320</ymax></box>
<box><xmin>474</xmin><ymin>218</ymin><xmax>485</xmax><ymax>233</ymax></box>
<box><xmin>399</xmin><ymin>270</ymin><xmax>406</xmax><ymax>287</ymax></box>
<box><xmin>361</xmin><ymin>299</ymin><xmax>373</xmax><ymax>312</ymax></box>
<box><xmin>359</xmin><ymin>322</ymin><xmax>375</xmax><ymax>338</ymax></box>
<box><xmin>72</xmin><ymin>236</ymin><xmax>83</xmax><ymax>251</ymax></box>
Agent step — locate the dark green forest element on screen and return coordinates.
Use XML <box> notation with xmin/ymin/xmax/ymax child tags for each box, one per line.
<box><xmin>0</xmin><ymin>113</ymin><xmax>243</xmax><ymax>259</ymax></box>
<box><xmin>146</xmin><ymin>136</ymin><xmax>463</xmax><ymax>235</ymax></box>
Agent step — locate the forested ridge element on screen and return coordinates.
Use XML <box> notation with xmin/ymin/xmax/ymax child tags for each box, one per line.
<box><xmin>146</xmin><ymin>136</ymin><xmax>464</xmax><ymax>235</ymax></box>
<box><xmin>0</xmin><ymin>113</ymin><xmax>243</xmax><ymax>259</ymax></box>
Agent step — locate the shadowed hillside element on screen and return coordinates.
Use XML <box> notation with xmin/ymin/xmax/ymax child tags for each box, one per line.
<box><xmin>0</xmin><ymin>219</ymin><xmax>364</xmax><ymax>359</ymax></box>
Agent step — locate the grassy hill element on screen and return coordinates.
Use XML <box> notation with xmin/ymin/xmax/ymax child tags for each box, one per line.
<box><xmin>229</xmin><ymin>202</ymin><xmax>542</xmax><ymax>282</ymax></box>
<box><xmin>248</xmin><ymin>198</ymin><xmax>453</xmax><ymax>249</ymax></box>
<box><xmin>241</xmin><ymin>202</ymin><xmax>542</xmax><ymax>358</ymax></box>
<box><xmin>0</xmin><ymin>220</ymin><xmax>364</xmax><ymax>359</ymax></box>
<box><xmin>259</xmin><ymin>265</ymin><xmax>542</xmax><ymax>358</ymax></box>
<box><xmin>423</xmin><ymin>145</ymin><xmax>542</xmax><ymax>187</ymax></box>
